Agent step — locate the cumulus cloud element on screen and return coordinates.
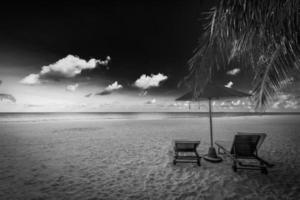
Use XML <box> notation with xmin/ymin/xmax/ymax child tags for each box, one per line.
<box><xmin>231</xmin><ymin>100</ymin><xmax>241</xmax><ymax>106</ymax></box>
<box><xmin>214</xmin><ymin>99</ymin><xmax>253</xmax><ymax>110</ymax></box>
<box><xmin>167</xmin><ymin>102</ymin><xmax>179</xmax><ymax>107</ymax></box>
<box><xmin>271</xmin><ymin>94</ymin><xmax>291</xmax><ymax>109</ymax></box>
<box><xmin>226</xmin><ymin>68</ymin><xmax>240</xmax><ymax>75</ymax></box>
<box><xmin>183</xmin><ymin>101</ymin><xmax>190</xmax><ymax>107</ymax></box>
<box><xmin>138</xmin><ymin>90</ymin><xmax>148</xmax><ymax>96</ymax></box>
<box><xmin>0</xmin><ymin>93</ymin><xmax>16</xmax><ymax>103</ymax></box>
<box><xmin>20</xmin><ymin>55</ymin><xmax>111</xmax><ymax>85</ymax></box>
<box><xmin>134</xmin><ymin>73</ymin><xmax>168</xmax><ymax>89</ymax></box>
<box><xmin>272</xmin><ymin>101</ymin><xmax>281</xmax><ymax>109</ymax></box>
<box><xmin>284</xmin><ymin>100</ymin><xmax>298</xmax><ymax>109</ymax></box>
<box><xmin>280</xmin><ymin>77</ymin><xmax>294</xmax><ymax>86</ymax></box>
<box><xmin>96</xmin><ymin>81</ymin><xmax>123</xmax><ymax>96</ymax></box>
<box><xmin>105</xmin><ymin>81</ymin><xmax>123</xmax><ymax>92</ymax></box>
<box><xmin>167</xmin><ymin>101</ymin><xmax>188</xmax><ymax>108</ymax></box>
<box><xmin>272</xmin><ymin>93</ymin><xmax>299</xmax><ymax>110</ymax></box>
<box><xmin>145</xmin><ymin>99</ymin><xmax>156</xmax><ymax>104</ymax></box>
<box><xmin>66</xmin><ymin>83</ymin><xmax>79</xmax><ymax>92</ymax></box>
<box><xmin>20</xmin><ymin>74</ymin><xmax>41</xmax><ymax>85</ymax></box>
<box><xmin>225</xmin><ymin>81</ymin><xmax>234</xmax><ymax>88</ymax></box>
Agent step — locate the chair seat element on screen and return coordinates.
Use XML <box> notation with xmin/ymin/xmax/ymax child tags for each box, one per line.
<box><xmin>173</xmin><ymin>140</ymin><xmax>201</xmax><ymax>166</ymax></box>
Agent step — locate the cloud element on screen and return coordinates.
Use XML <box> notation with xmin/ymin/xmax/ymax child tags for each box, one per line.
<box><xmin>24</xmin><ymin>104</ymin><xmax>44</xmax><ymax>108</ymax></box>
<box><xmin>20</xmin><ymin>74</ymin><xmax>41</xmax><ymax>85</ymax></box>
<box><xmin>66</xmin><ymin>83</ymin><xmax>79</xmax><ymax>92</ymax></box>
<box><xmin>183</xmin><ymin>101</ymin><xmax>190</xmax><ymax>107</ymax></box>
<box><xmin>167</xmin><ymin>102</ymin><xmax>179</xmax><ymax>107</ymax></box>
<box><xmin>20</xmin><ymin>55</ymin><xmax>111</xmax><ymax>85</ymax></box>
<box><xmin>226</xmin><ymin>68</ymin><xmax>240</xmax><ymax>75</ymax></box>
<box><xmin>0</xmin><ymin>80</ymin><xmax>2</xmax><ymax>85</ymax></box>
<box><xmin>284</xmin><ymin>100</ymin><xmax>298</xmax><ymax>109</ymax></box>
<box><xmin>0</xmin><ymin>93</ymin><xmax>16</xmax><ymax>103</ymax></box>
<box><xmin>280</xmin><ymin>77</ymin><xmax>294</xmax><ymax>86</ymax></box>
<box><xmin>272</xmin><ymin>93</ymin><xmax>299</xmax><ymax>110</ymax></box>
<box><xmin>145</xmin><ymin>99</ymin><xmax>156</xmax><ymax>104</ymax></box>
<box><xmin>138</xmin><ymin>91</ymin><xmax>148</xmax><ymax>96</ymax></box>
<box><xmin>104</xmin><ymin>81</ymin><xmax>123</xmax><ymax>92</ymax></box>
<box><xmin>231</xmin><ymin>100</ymin><xmax>241</xmax><ymax>106</ymax></box>
<box><xmin>96</xmin><ymin>81</ymin><xmax>123</xmax><ymax>96</ymax></box>
<box><xmin>272</xmin><ymin>101</ymin><xmax>281</xmax><ymax>109</ymax></box>
<box><xmin>40</xmin><ymin>55</ymin><xmax>111</xmax><ymax>78</ymax></box>
<box><xmin>225</xmin><ymin>81</ymin><xmax>234</xmax><ymax>88</ymax></box>
<box><xmin>134</xmin><ymin>73</ymin><xmax>168</xmax><ymax>89</ymax></box>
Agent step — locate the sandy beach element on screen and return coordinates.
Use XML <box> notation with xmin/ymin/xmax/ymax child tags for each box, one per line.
<box><xmin>0</xmin><ymin>114</ymin><xmax>299</xmax><ymax>200</ymax></box>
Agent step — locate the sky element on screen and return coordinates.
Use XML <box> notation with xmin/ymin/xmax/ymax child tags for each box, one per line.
<box><xmin>0</xmin><ymin>1</ymin><xmax>299</xmax><ymax>112</ymax></box>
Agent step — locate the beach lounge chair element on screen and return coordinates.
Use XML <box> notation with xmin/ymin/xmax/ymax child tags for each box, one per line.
<box><xmin>173</xmin><ymin>140</ymin><xmax>201</xmax><ymax>166</ymax></box>
<box><xmin>215</xmin><ymin>133</ymin><xmax>274</xmax><ymax>174</ymax></box>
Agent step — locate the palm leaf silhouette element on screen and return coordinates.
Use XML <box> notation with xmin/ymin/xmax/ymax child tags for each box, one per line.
<box><xmin>185</xmin><ymin>0</ymin><xmax>300</xmax><ymax>111</ymax></box>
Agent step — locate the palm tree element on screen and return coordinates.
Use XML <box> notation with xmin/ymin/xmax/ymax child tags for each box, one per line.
<box><xmin>185</xmin><ymin>0</ymin><xmax>300</xmax><ymax>111</ymax></box>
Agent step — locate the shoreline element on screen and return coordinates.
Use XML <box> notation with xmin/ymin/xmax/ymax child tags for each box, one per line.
<box><xmin>0</xmin><ymin>113</ymin><xmax>299</xmax><ymax>124</ymax></box>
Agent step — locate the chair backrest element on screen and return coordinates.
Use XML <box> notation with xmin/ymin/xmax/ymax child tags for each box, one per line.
<box><xmin>237</xmin><ymin>132</ymin><xmax>266</xmax><ymax>150</ymax></box>
<box><xmin>230</xmin><ymin>133</ymin><xmax>266</xmax><ymax>156</ymax></box>
<box><xmin>173</xmin><ymin>140</ymin><xmax>200</xmax><ymax>151</ymax></box>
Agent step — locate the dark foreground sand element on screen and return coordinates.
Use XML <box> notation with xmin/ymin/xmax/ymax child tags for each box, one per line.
<box><xmin>0</xmin><ymin>115</ymin><xmax>299</xmax><ymax>200</ymax></box>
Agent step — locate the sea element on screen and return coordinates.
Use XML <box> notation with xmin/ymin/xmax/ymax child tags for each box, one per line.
<box><xmin>0</xmin><ymin>112</ymin><xmax>299</xmax><ymax>123</ymax></box>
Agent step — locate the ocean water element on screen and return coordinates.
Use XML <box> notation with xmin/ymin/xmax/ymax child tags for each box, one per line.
<box><xmin>0</xmin><ymin>112</ymin><xmax>299</xmax><ymax>123</ymax></box>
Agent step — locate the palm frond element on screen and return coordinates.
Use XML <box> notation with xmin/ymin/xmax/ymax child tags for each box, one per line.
<box><xmin>185</xmin><ymin>0</ymin><xmax>300</xmax><ymax>110</ymax></box>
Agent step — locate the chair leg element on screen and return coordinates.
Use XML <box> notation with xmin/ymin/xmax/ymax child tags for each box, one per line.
<box><xmin>261</xmin><ymin>167</ymin><xmax>268</xmax><ymax>174</ymax></box>
<box><xmin>194</xmin><ymin>150</ymin><xmax>201</xmax><ymax>166</ymax></box>
<box><xmin>260</xmin><ymin>161</ymin><xmax>268</xmax><ymax>174</ymax></box>
<box><xmin>232</xmin><ymin>161</ymin><xmax>237</xmax><ymax>172</ymax></box>
<box><xmin>173</xmin><ymin>151</ymin><xmax>178</xmax><ymax>165</ymax></box>
<box><xmin>197</xmin><ymin>158</ymin><xmax>201</xmax><ymax>166</ymax></box>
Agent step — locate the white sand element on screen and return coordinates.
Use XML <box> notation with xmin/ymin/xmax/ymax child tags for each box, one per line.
<box><xmin>0</xmin><ymin>115</ymin><xmax>299</xmax><ymax>200</ymax></box>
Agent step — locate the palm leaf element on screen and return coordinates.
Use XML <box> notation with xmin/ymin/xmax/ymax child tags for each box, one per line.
<box><xmin>185</xmin><ymin>0</ymin><xmax>300</xmax><ymax>111</ymax></box>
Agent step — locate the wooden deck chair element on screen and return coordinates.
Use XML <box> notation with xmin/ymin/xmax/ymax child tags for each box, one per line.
<box><xmin>215</xmin><ymin>133</ymin><xmax>274</xmax><ymax>174</ymax></box>
<box><xmin>173</xmin><ymin>140</ymin><xmax>201</xmax><ymax>166</ymax></box>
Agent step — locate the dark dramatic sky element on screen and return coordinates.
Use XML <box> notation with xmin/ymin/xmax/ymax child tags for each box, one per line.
<box><xmin>0</xmin><ymin>1</ymin><xmax>215</xmax><ymax>82</ymax></box>
<box><xmin>0</xmin><ymin>1</ymin><xmax>298</xmax><ymax>112</ymax></box>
